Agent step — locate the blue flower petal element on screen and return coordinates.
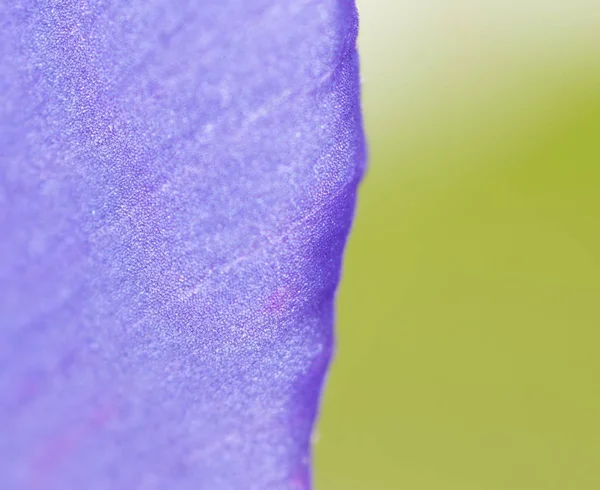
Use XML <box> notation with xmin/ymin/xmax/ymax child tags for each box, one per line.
<box><xmin>0</xmin><ymin>1</ymin><xmax>365</xmax><ymax>488</ymax></box>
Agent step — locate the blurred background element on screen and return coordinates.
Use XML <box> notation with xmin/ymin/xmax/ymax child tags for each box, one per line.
<box><xmin>315</xmin><ymin>1</ymin><xmax>600</xmax><ymax>489</ymax></box>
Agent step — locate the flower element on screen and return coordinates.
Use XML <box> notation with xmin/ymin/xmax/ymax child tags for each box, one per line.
<box><xmin>0</xmin><ymin>1</ymin><xmax>365</xmax><ymax>488</ymax></box>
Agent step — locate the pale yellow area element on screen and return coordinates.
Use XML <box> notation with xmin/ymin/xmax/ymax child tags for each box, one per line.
<box><xmin>315</xmin><ymin>2</ymin><xmax>600</xmax><ymax>489</ymax></box>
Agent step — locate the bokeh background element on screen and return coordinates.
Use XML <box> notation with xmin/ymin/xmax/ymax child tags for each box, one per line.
<box><xmin>315</xmin><ymin>2</ymin><xmax>600</xmax><ymax>489</ymax></box>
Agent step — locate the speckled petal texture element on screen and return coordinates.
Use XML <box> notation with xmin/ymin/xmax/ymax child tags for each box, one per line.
<box><xmin>0</xmin><ymin>1</ymin><xmax>364</xmax><ymax>489</ymax></box>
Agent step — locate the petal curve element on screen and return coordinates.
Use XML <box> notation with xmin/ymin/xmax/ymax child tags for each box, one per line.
<box><xmin>0</xmin><ymin>1</ymin><xmax>365</xmax><ymax>489</ymax></box>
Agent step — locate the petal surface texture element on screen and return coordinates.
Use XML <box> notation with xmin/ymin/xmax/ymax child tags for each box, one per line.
<box><xmin>0</xmin><ymin>1</ymin><xmax>364</xmax><ymax>489</ymax></box>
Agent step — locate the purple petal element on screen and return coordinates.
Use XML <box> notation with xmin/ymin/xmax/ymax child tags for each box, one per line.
<box><xmin>0</xmin><ymin>1</ymin><xmax>364</xmax><ymax>489</ymax></box>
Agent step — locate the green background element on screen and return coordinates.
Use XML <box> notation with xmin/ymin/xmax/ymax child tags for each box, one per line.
<box><xmin>315</xmin><ymin>3</ymin><xmax>600</xmax><ymax>489</ymax></box>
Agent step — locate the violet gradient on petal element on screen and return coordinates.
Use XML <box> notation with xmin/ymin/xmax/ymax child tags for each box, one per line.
<box><xmin>0</xmin><ymin>1</ymin><xmax>365</xmax><ymax>489</ymax></box>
